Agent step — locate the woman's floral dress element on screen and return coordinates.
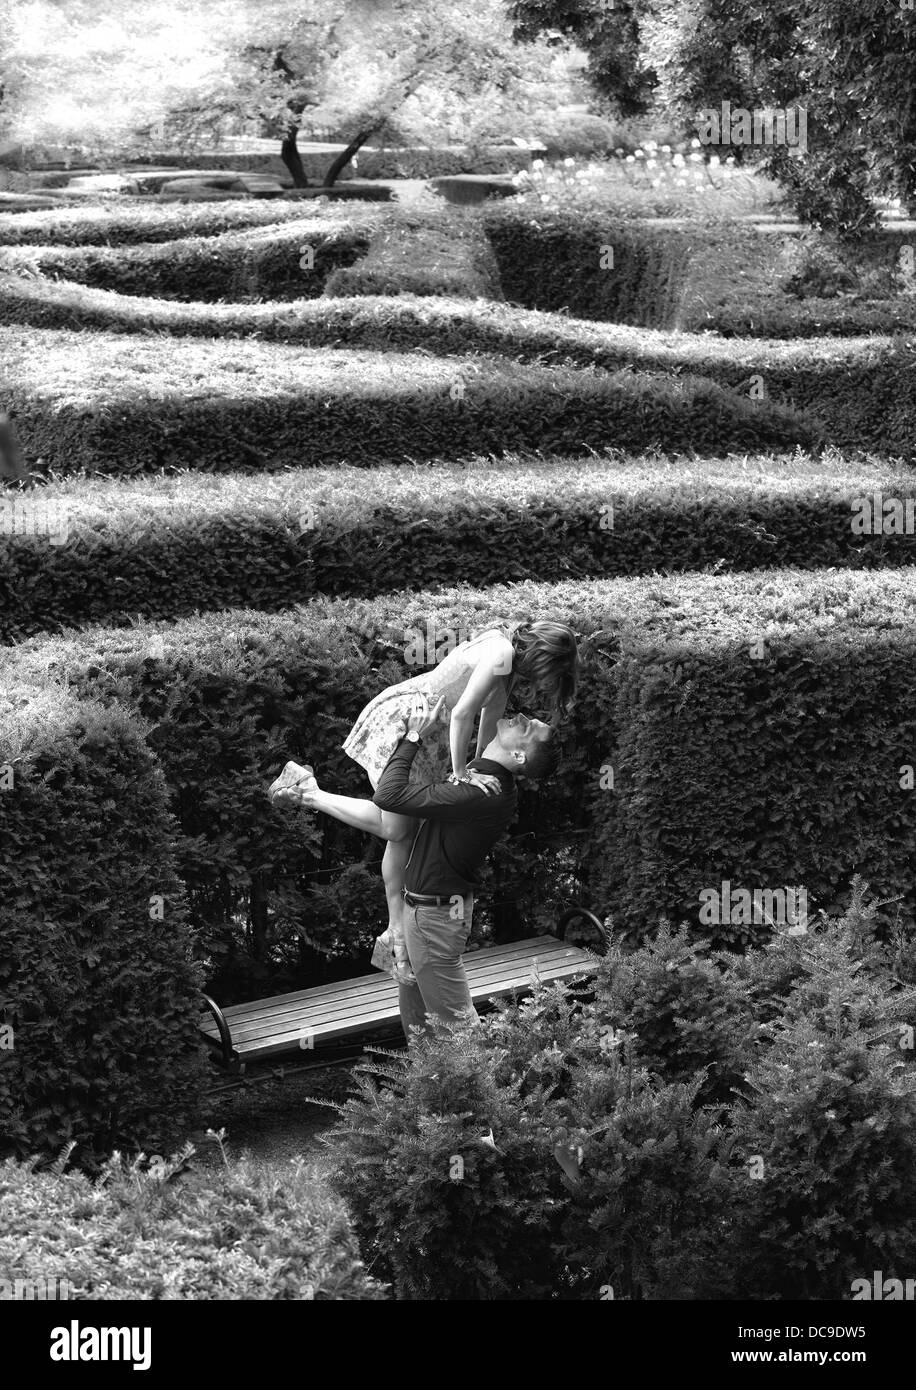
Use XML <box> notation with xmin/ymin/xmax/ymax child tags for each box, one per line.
<box><xmin>342</xmin><ymin>630</ymin><xmax>509</xmax><ymax>791</ymax></box>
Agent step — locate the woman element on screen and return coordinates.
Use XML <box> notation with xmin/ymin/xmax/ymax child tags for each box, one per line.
<box><xmin>280</xmin><ymin>620</ymin><xmax>578</xmax><ymax>980</ymax></box>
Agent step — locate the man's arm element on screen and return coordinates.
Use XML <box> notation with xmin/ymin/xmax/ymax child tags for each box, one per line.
<box><xmin>373</xmin><ymin>739</ymin><xmax>494</xmax><ymax>821</ymax></box>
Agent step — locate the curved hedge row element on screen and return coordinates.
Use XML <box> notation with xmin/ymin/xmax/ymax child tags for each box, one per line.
<box><xmin>2</xmin><ymin>570</ymin><xmax>916</xmax><ymax>981</ymax></box>
<box><xmin>2</xmin><ymin>455</ymin><xmax>915</xmax><ymax>642</ymax></box>
<box><xmin>0</xmin><ymin>199</ymin><xmax>366</xmax><ymax>246</ymax></box>
<box><xmin>484</xmin><ymin>204</ymin><xmax>916</xmax><ymax>339</ymax></box>
<box><xmin>324</xmin><ymin>210</ymin><xmax>503</xmax><ymax>300</ymax></box>
<box><xmin>0</xmin><ymin>217</ymin><xmax>377</xmax><ymax>302</ymax></box>
<box><xmin>0</xmin><ymin>326</ymin><xmax>817</xmax><ymax>478</ymax></box>
<box><xmin>0</xmin><ymin>686</ymin><xmax>206</xmax><ymax>1158</ymax></box>
<box><xmin>1</xmin><ymin>278</ymin><xmax>908</xmax><ymax>453</ymax></box>
<box><xmin>483</xmin><ymin>203</ymin><xmax>698</xmax><ymax>328</ymax></box>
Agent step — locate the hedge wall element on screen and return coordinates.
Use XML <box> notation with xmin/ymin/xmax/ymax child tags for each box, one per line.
<box><xmin>0</xmin><ymin>199</ymin><xmax>373</xmax><ymax>246</ymax></box>
<box><xmin>4</xmin><ymin>277</ymin><xmax>908</xmax><ymax>453</ymax></box>
<box><xmin>0</xmin><ymin>217</ymin><xmax>376</xmax><ymax>302</ymax></box>
<box><xmin>590</xmin><ymin>568</ymin><xmax>916</xmax><ymax>941</ymax></box>
<box><xmin>2</xmin><ymin>456</ymin><xmax>916</xmax><ymax>642</ymax></box>
<box><xmin>3</xmin><ymin>571</ymin><xmax>916</xmax><ymax>987</ymax></box>
<box><xmin>324</xmin><ymin>209</ymin><xmax>503</xmax><ymax>300</ymax></box>
<box><xmin>106</xmin><ymin>144</ymin><xmax>522</xmax><ymax>180</ymax></box>
<box><xmin>0</xmin><ymin>326</ymin><xmax>816</xmax><ymax>478</ymax></box>
<box><xmin>0</xmin><ymin>595</ymin><xmax>583</xmax><ymax>998</ymax></box>
<box><xmin>484</xmin><ymin>206</ymin><xmax>916</xmax><ymax>339</ymax></box>
<box><xmin>483</xmin><ymin>204</ymin><xmax>698</xmax><ymax>328</ymax></box>
<box><xmin>0</xmin><ymin>686</ymin><xmax>206</xmax><ymax>1157</ymax></box>
<box><xmin>677</xmin><ymin>224</ymin><xmax>916</xmax><ymax>337</ymax></box>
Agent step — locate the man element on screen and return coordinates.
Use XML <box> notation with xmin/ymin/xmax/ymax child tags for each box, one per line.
<box><xmin>273</xmin><ymin>696</ymin><xmax>558</xmax><ymax>1040</ymax></box>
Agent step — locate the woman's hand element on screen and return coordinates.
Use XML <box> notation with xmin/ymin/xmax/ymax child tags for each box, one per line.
<box><xmin>405</xmin><ymin>694</ymin><xmax>447</xmax><ymax>740</ymax></box>
<box><xmin>464</xmin><ymin>770</ymin><xmax>503</xmax><ymax>796</ymax></box>
<box><xmin>448</xmin><ymin>768</ymin><xmax>502</xmax><ymax>796</ymax></box>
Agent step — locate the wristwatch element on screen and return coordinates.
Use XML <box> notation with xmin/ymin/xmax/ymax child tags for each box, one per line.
<box><xmin>405</xmin><ymin>729</ymin><xmax>421</xmax><ymax>744</ymax></box>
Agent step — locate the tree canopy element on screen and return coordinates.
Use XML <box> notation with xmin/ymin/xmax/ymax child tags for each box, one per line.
<box><xmin>0</xmin><ymin>0</ymin><xmax>581</xmax><ymax>184</ymax></box>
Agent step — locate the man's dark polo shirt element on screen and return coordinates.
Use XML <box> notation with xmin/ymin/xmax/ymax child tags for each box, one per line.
<box><xmin>372</xmin><ymin>739</ymin><xmax>517</xmax><ymax>897</ymax></box>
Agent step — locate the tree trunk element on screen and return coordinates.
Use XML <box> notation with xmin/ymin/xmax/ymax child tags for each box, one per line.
<box><xmin>323</xmin><ymin>127</ymin><xmax>375</xmax><ymax>187</ymax></box>
<box><xmin>280</xmin><ymin>126</ymin><xmax>309</xmax><ymax>187</ymax></box>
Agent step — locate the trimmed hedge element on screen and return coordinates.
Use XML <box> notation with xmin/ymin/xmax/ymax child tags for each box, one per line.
<box><xmin>483</xmin><ymin>203</ymin><xmax>697</xmax><ymax>328</ymax></box>
<box><xmin>342</xmin><ymin>146</ymin><xmax>521</xmax><ymax>180</ymax></box>
<box><xmin>485</xmin><ymin>204</ymin><xmax>916</xmax><ymax>338</ymax></box>
<box><xmin>677</xmin><ymin>223</ymin><xmax>916</xmax><ymax>337</ymax></box>
<box><xmin>0</xmin><ymin>686</ymin><xmax>206</xmax><ymax>1158</ymax></box>
<box><xmin>324</xmin><ymin>209</ymin><xmax>503</xmax><ymax>299</ymax></box>
<box><xmin>5</xmin><ymin>278</ymin><xmax>910</xmax><ymax>453</ymax></box>
<box><xmin>0</xmin><ymin>217</ymin><xmax>376</xmax><ymax>302</ymax></box>
<box><xmin>3</xmin><ymin>571</ymin><xmax>916</xmax><ymax>985</ymax></box>
<box><xmin>590</xmin><ymin>568</ymin><xmax>916</xmax><ymax>941</ymax></box>
<box><xmin>0</xmin><ymin>590</ymin><xmax>583</xmax><ymax>994</ymax></box>
<box><xmin>0</xmin><ymin>1152</ymin><xmax>387</xmax><ymax>1299</ymax></box>
<box><xmin>109</xmin><ymin>144</ymin><xmax>522</xmax><ymax>180</ymax></box>
<box><xmin>3</xmin><ymin>455</ymin><xmax>916</xmax><ymax>642</ymax></box>
<box><xmin>0</xmin><ymin>199</ymin><xmax>378</xmax><ymax>247</ymax></box>
<box><xmin>0</xmin><ymin>326</ymin><xmax>816</xmax><ymax>479</ymax></box>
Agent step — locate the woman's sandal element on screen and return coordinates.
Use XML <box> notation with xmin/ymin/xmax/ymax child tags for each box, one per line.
<box><xmin>268</xmin><ymin>761</ymin><xmax>317</xmax><ymax>800</ymax></box>
<box><xmin>372</xmin><ymin>925</ymin><xmax>415</xmax><ymax>984</ymax></box>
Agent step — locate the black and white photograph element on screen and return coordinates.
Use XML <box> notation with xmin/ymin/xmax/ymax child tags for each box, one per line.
<box><xmin>1</xmin><ymin>0</ymin><xmax>915</xmax><ymax>1359</ymax></box>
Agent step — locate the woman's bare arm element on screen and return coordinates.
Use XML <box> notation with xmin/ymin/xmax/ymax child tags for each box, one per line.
<box><xmin>449</xmin><ymin>635</ymin><xmax>513</xmax><ymax>780</ymax></box>
<box><xmin>475</xmin><ymin>683</ymin><xmax>508</xmax><ymax>757</ymax></box>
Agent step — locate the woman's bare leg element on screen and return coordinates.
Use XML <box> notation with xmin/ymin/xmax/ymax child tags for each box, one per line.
<box><xmin>308</xmin><ymin>788</ymin><xmax>388</xmax><ymax>837</ymax></box>
<box><xmin>300</xmin><ymin>790</ymin><xmax>416</xmax><ymax>969</ymax></box>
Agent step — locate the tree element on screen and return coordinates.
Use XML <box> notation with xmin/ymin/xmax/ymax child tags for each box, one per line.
<box><xmin>513</xmin><ymin>0</ymin><xmax>916</xmax><ymax>238</ymax></box>
<box><xmin>171</xmin><ymin>0</ymin><xmax>578</xmax><ymax>186</ymax></box>
<box><xmin>508</xmin><ymin>0</ymin><xmax>660</xmax><ymax>117</ymax></box>
<box><xmin>0</xmin><ymin>1</ymin><xmax>236</xmax><ymax>158</ymax></box>
<box><xmin>0</xmin><ymin>1</ymin><xmax>576</xmax><ymax>185</ymax></box>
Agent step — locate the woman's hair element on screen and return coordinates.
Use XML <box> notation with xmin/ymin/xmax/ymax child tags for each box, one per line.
<box><xmin>508</xmin><ymin>620</ymin><xmax>579</xmax><ymax>717</ymax></box>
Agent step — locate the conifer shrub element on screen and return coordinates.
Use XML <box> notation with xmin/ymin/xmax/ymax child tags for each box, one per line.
<box><xmin>322</xmin><ymin>888</ymin><xmax>916</xmax><ymax>1300</ymax></box>
<box><xmin>0</xmin><ymin>687</ymin><xmax>206</xmax><ymax>1158</ymax></box>
<box><xmin>0</xmin><ymin>1148</ymin><xmax>387</xmax><ymax>1299</ymax></box>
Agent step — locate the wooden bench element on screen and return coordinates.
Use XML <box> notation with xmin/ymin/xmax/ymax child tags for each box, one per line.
<box><xmin>200</xmin><ymin>906</ymin><xmax>607</xmax><ymax>1084</ymax></box>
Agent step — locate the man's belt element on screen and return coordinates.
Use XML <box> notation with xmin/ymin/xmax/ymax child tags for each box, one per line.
<box><xmin>403</xmin><ymin>889</ymin><xmax>459</xmax><ymax>907</ymax></box>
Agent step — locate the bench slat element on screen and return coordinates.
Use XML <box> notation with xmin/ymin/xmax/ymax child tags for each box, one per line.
<box><xmin>215</xmin><ymin>937</ymin><xmax>575</xmax><ymax>1021</ymax></box>
<box><xmin>199</xmin><ymin>937</ymin><xmax>597</xmax><ymax>1061</ymax></box>
<box><xmin>217</xmin><ymin>941</ymin><xmax>585</xmax><ymax>1035</ymax></box>
<box><xmin>220</xmin><ymin>955</ymin><xmax>591</xmax><ymax>1047</ymax></box>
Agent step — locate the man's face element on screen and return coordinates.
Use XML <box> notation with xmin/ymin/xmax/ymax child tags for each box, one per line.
<box><xmin>495</xmin><ymin>711</ymin><xmax>552</xmax><ymax>765</ymax></box>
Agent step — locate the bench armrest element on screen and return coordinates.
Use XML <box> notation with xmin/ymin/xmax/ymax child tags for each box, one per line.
<box><xmin>556</xmin><ymin>906</ymin><xmax>610</xmax><ymax>954</ymax></box>
<box><xmin>201</xmin><ymin>993</ymin><xmax>238</xmax><ymax>1069</ymax></box>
